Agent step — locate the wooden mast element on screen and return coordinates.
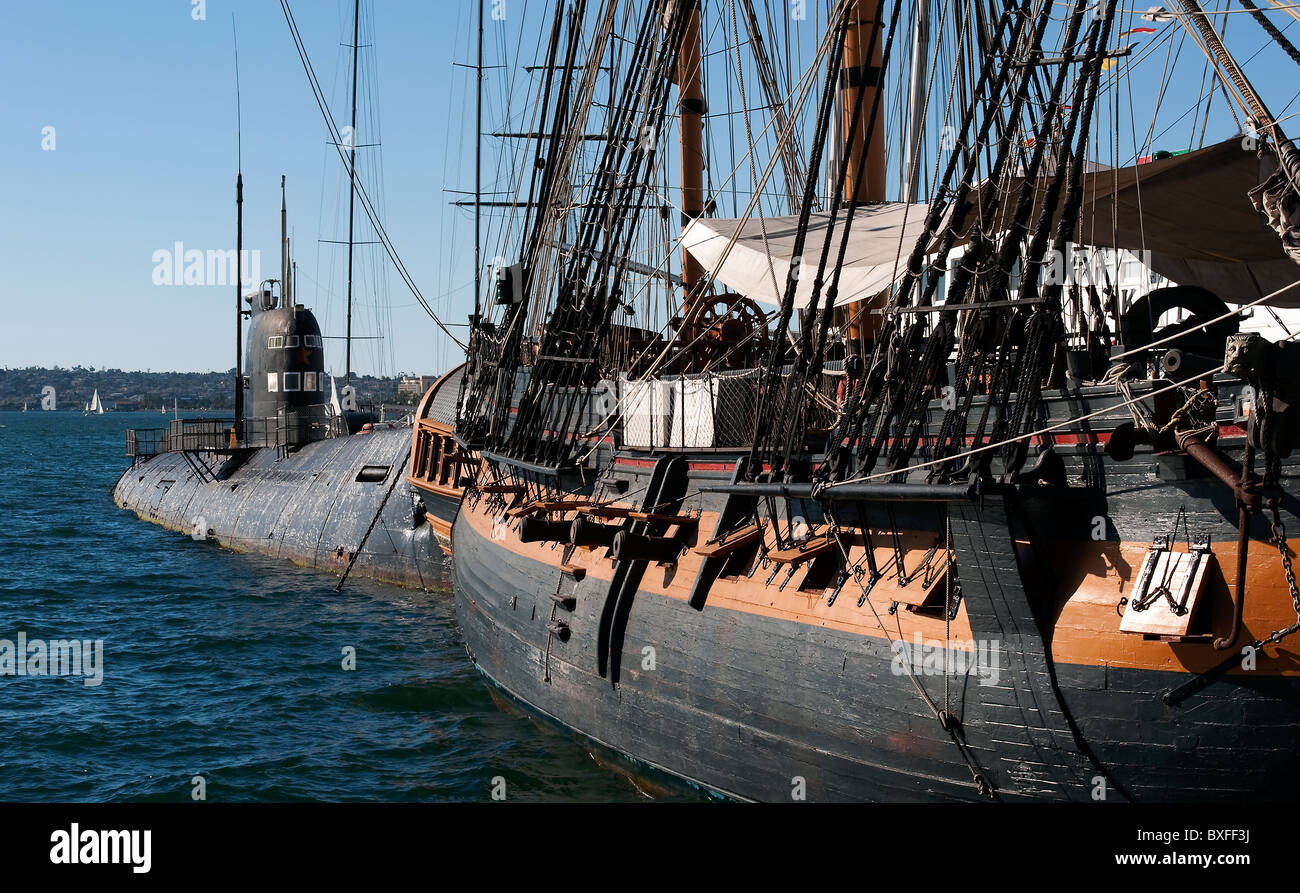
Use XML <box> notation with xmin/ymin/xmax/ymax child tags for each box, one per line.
<box><xmin>677</xmin><ymin>0</ymin><xmax>705</xmax><ymax>295</ymax></box>
<box><xmin>839</xmin><ymin>0</ymin><xmax>888</xmax><ymax>349</ymax></box>
<box><xmin>474</xmin><ymin>0</ymin><xmax>484</xmax><ymax>326</ymax></box>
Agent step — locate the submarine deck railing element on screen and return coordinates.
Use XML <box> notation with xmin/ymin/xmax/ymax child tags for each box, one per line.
<box><xmin>126</xmin><ymin>415</ymin><xmax>348</xmax><ymax>459</ymax></box>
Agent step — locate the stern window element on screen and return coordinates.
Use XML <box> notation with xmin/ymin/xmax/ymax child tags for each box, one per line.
<box><xmin>268</xmin><ymin>335</ymin><xmax>283</xmax><ymax>349</ymax></box>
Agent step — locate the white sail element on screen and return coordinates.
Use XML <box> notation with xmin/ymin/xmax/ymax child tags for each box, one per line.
<box><xmin>90</xmin><ymin>389</ymin><xmax>103</xmax><ymax>414</ymax></box>
<box><xmin>329</xmin><ymin>375</ymin><xmax>342</xmax><ymax>414</ymax></box>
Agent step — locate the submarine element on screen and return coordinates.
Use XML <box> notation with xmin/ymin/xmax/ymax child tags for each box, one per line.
<box><xmin>112</xmin><ymin>281</ymin><xmax>464</xmax><ymax>589</ymax></box>
<box><xmin>115</xmin><ymin>179</ymin><xmax>467</xmax><ymax>589</ymax></box>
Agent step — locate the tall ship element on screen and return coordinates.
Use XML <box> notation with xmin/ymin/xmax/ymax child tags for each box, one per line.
<box><xmin>450</xmin><ymin>0</ymin><xmax>1300</xmax><ymax>800</ymax></box>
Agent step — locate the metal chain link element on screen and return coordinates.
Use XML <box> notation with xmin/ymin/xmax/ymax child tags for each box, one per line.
<box><xmin>1245</xmin><ymin>503</ymin><xmax>1300</xmax><ymax>651</ymax></box>
<box><xmin>1271</xmin><ymin>504</ymin><xmax>1300</xmax><ymax>625</ymax></box>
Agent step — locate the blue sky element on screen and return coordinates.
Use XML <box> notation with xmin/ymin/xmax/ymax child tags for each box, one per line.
<box><xmin>2</xmin><ymin>1</ymin><xmax>1295</xmax><ymax>375</ymax></box>
<box><xmin>1</xmin><ymin>0</ymin><xmax>485</xmax><ymax>377</ymax></box>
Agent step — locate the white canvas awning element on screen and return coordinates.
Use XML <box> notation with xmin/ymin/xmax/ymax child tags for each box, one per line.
<box><xmin>681</xmin><ymin>202</ymin><xmax>935</xmax><ymax>309</ymax></box>
<box><xmin>684</xmin><ymin>137</ymin><xmax>1300</xmax><ymax>308</ymax></box>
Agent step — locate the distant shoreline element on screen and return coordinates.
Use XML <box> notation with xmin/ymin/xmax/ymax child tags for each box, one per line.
<box><xmin>0</xmin><ymin>367</ymin><xmax>426</xmax><ymax>412</ymax></box>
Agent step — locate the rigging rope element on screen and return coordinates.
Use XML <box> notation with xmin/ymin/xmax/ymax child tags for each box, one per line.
<box><xmin>1237</xmin><ymin>0</ymin><xmax>1300</xmax><ymax>67</ymax></box>
<box><xmin>279</xmin><ymin>0</ymin><xmax>466</xmax><ymax>351</ymax></box>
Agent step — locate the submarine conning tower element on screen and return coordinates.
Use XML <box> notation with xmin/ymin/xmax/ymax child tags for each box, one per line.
<box><xmin>243</xmin><ymin>284</ymin><xmax>335</xmax><ymax>447</ymax></box>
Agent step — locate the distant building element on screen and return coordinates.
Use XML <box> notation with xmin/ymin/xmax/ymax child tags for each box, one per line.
<box><xmin>114</xmin><ymin>398</ymin><xmax>141</xmax><ymax>411</ymax></box>
<box><xmin>397</xmin><ymin>375</ymin><xmax>437</xmax><ymax>399</ymax></box>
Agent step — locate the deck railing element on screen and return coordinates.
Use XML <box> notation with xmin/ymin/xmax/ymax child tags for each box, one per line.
<box><xmin>126</xmin><ymin>427</ymin><xmax>167</xmax><ymax>459</ymax></box>
<box><xmin>125</xmin><ymin>410</ymin><xmax>349</xmax><ymax>458</ymax></box>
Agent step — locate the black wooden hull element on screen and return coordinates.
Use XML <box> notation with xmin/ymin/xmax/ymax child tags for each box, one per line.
<box><xmin>454</xmin><ymin>497</ymin><xmax>1300</xmax><ymax>802</ymax></box>
<box><xmin>452</xmin><ymin>374</ymin><xmax>1300</xmax><ymax>802</ymax></box>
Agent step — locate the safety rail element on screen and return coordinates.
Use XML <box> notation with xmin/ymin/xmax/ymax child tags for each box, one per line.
<box><xmin>125</xmin><ymin>412</ymin><xmax>348</xmax><ymax>458</ymax></box>
<box><xmin>126</xmin><ymin>428</ymin><xmax>167</xmax><ymax>459</ymax></box>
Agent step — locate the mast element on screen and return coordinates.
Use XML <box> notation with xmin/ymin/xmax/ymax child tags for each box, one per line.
<box><xmin>280</xmin><ymin>175</ymin><xmax>288</xmax><ymax>305</ymax></box>
<box><xmin>840</xmin><ymin>0</ymin><xmax>888</xmax><ymax>349</ymax></box>
<box><xmin>474</xmin><ymin>0</ymin><xmax>483</xmax><ymax>324</ymax></box>
<box><xmin>677</xmin><ymin>0</ymin><xmax>705</xmax><ymax>294</ymax></box>
<box><xmin>235</xmin><ymin>170</ymin><xmax>244</xmax><ymax>424</ymax></box>
<box><xmin>233</xmin><ymin>15</ymin><xmax>244</xmax><ymax>428</ymax></box>
<box><xmin>345</xmin><ymin>0</ymin><xmax>361</xmax><ymax>386</ymax></box>
<box><xmin>903</xmin><ymin>1</ymin><xmax>930</xmax><ymax>203</ymax></box>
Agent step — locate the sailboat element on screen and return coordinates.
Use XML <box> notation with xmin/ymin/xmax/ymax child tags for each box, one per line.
<box><xmin>450</xmin><ymin>0</ymin><xmax>1300</xmax><ymax>801</ymax></box>
<box><xmin>85</xmin><ymin>389</ymin><xmax>103</xmax><ymax>415</ymax></box>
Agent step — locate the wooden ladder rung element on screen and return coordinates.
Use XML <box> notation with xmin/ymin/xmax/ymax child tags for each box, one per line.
<box><xmin>560</xmin><ymin>564</ymin><xmax>586</xmax><ymax>580</ymax></box>
<box><xmin>766</xmin><ymin>535</ymin><xmax>837</xmax><ymax>565</ymax></box>
<box><xmin>694</xmin><ymin>524</ymin><xmax>761</xmax><ymax>558</ymax></box>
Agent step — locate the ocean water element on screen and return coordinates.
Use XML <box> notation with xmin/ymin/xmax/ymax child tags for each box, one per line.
<box><xmin>0</xmin><ymin>411</ymin><xmax>665</xmax><ymax>802</ymax></box>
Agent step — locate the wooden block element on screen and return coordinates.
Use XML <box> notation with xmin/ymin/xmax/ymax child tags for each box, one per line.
<box><xmin>896</xmin><ymin>569</ymin><xmax>950</xmax><ymax>608</ymax></box>
<box><xmin>766</xmin><ymin>535</ymin><xmax>837</xmax><ymax>566</ymax></box>
<box><xmin>694</xmin><ymin>524</ymin><xmax>761</xmax><ymax>558</ymax></box>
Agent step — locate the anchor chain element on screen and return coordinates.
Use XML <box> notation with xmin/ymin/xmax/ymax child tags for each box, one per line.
<box><xmin>1261</xmin><ymin>502</ymin><xmax>1300</xmax><ymax>648</ymax></box>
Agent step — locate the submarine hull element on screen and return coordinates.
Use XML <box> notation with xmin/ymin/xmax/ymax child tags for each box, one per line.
<box><xmin>114</xmin><ymin>426</ymin><xmax>445</xmax><ymax>589</ymax></box>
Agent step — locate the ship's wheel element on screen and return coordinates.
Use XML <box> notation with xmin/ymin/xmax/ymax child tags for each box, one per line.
<box><xmin>688</xmin><ymin>294</ymin><xmax>771</xmax><ymax>370</ymax></box>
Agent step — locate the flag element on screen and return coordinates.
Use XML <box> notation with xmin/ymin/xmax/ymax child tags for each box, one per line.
<box><xmin>1103</xmin><ymin>28</ymin><xmax>1158</xmax><ymax>71</ymax></box>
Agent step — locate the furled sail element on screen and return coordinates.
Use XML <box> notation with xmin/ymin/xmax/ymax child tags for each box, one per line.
<box><xmin>681</xmin><ymin>202</ymin><xmax>934</xmax><ymax>309</ymax></box>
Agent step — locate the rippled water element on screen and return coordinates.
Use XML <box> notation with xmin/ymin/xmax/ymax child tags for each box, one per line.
<box><xmin>0</xmin><ymin>411</ymin><xmax>662</xmax><ymax>802</ymax></box>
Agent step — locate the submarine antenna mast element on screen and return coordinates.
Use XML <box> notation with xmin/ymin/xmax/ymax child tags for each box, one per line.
<box><xmin>233</xmin><ymin>13</ymin><xmax>245</xmax><ymax>429</ymax></box>
<box><xmin>345</xmin><ymin>0</ymin><xmax>361</xmax><ymax>386</ymax></box>
<box><xmin>281</xmin><ymin>175</ymin><xmax>288</xmax><ymax>306</ymax></box>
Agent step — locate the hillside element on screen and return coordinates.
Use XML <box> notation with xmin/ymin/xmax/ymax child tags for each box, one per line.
<box><xmin>0</xmin><ymin>367</ymin><xmax>420</xmax><ymax>412</ymax></box>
